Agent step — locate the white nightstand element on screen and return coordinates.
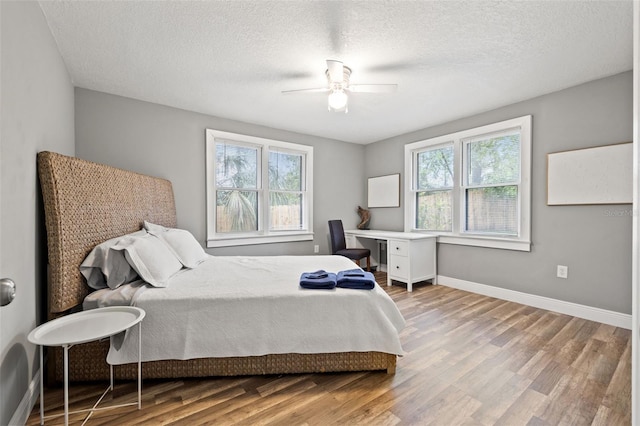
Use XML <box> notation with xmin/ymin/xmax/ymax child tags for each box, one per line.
<box><xmin>28</xmin><ymin>306</ymin><xmax>145</xmax><ymax>426</ymax></box>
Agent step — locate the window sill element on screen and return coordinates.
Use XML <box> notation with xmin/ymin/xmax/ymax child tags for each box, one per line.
<box><xmin>437</xmin><ymin>235</ymin><xmax>531</xmax><ymax>252</ymax></box>
<box><xmin>207</xmin><ymin>232</ymin><xmax>314</xmax><ymax>248</ymax></box>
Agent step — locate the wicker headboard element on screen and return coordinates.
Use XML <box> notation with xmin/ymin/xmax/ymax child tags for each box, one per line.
<box><xmin>37</xmin><ymin>151</ymin><xmax>177</xmax><ymax>315</ymax></box>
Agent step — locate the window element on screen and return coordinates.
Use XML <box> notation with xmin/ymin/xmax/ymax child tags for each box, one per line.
<box><xmin>268</xmin><ymin>149</ymin><xmax>305</xmax><ymax>231</ymax></box>
<box><xmin>463</xmin><ymin>130</ymin><xmax>520</xmax><ymax>236</ymax></box>
<box><xmin>415</xmin><ymin>145</ymin><xmax>454</xmax><ymax>232</ymax></box>
<box><xmin>206</xmin><ymin>129</ymin><xmax>313</xmax><ymax>247</ymax></box>
<box><xmin>215</xmin><ymin>142</ymin><xmax>260</xmax><ymax>233</ymax></box>
<box><xmin>405</xmin><ymin>115</ymin><xmax>531</xmax><ymax>251</ymax></box>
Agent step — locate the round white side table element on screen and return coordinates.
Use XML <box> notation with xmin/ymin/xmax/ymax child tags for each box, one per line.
<box><xmin>28</xmin><ymin>306</ymin><xmax>145</xmax><ymax>425</ymax></box>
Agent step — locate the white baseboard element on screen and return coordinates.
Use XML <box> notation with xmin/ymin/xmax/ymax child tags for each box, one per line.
<box><xmin>9</xmin><ymin>368</ymin><xmax>40</xmax><ymax>426</ymax></box>
<box><xmin>437</xmin><ymin>275</ymin><xmax>632</xmax><ymax>330</ymax></box>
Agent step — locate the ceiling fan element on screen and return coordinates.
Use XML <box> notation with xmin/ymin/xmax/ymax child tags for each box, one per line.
<box><xmin>282</xmin><ymin>60</ymin><xmax>398</xmax><ymax>113</ymax></box>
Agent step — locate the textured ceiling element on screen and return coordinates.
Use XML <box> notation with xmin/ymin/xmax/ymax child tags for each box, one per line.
<box><xmin>39</xmin><ymin>1</ymin><xmax>632</xmax><ymax>144</ymax></box>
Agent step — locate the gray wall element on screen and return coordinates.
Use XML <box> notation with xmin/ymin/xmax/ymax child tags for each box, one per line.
<box><xmin>0</xmin><ymin>2</ymin><xmax>75</xmax><ymax>424</ymax></box>
<box><xmin>365</xmin><ymin>71</ymin><xmax>633</xmax><ymax>314</ymax></box>
<box><xmin>76</xmin><ymin>73</ymin><xmax>633</xmax><ymax>314</ymax></box>
<box><xmin>75</xmin><ymin>88</ymin><xmax>366</xmax><ymax>256</ymax></box>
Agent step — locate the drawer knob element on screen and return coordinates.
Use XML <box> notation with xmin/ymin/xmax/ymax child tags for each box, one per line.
<box><xmin>396</xmin><ymin>247</ymin><xmax>400</xmax><ymax>250</ymax></box>
<box><xmin>396</xmin><ymin>266</ymin><xmax>400</xmax><ymax>269</ymax></box>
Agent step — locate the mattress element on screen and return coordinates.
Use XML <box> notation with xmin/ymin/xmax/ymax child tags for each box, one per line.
<box><xmin>87</xmin><ymin>255</ymin><xmax>406</xmax><ymax>365</ymax></box>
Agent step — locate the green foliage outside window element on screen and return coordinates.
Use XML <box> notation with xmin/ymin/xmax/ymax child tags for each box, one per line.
<box><xmin>215</xmin><ymin>143</ymin><xmax>304</xmax><ymax>233</ymax></box>
<box><xmin>415</xmin><ymin>133</ymin><xmax>520</xmax><ymax>235</ymax></box>
<box><xmin>416</xmin><ymin>146</ymin><xmax>453</xmax><ymax>231</ymax></box>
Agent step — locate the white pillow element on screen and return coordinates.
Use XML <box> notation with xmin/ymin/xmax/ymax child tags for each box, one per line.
<box><xmin>144</xmin><ymin>221</ymin><xmax>208</xmax><ymax>268</ymax></box>
<box><xmin>143</xmin><ymin>221</ymin><xmax>168</xmax><ymax>234</ymax></box>
<box><xmin>112</xmin><ymin>233</ymin><xmax>183</xmax><ymax>287</ymax></box>
<box><xmin>80</xmin><ymin>230</ymin><xmax>147</xmax><ymax>290</ymax></box>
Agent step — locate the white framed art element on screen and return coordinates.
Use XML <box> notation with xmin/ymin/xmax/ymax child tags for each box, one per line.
<box><xmin>368</xmin><ymin>173</ymin><xmax>400</xmax><ymax>208</ymax></box>
<box><xmin>547</xmin><ymin>142</ymin><xmax>632</xmax><ymax>205</ymax></box>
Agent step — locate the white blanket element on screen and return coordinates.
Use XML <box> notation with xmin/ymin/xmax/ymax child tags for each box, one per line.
<box><xmin>106</xmin><ymin>255</ymin><xmax>405</xmax><ymax>364</ymax></box>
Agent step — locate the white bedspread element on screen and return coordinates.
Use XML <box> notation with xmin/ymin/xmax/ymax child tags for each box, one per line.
<box><xmin>106</xmin><ymin>255</ymin><xmax>405</xmax><ymax>364</ymax></box>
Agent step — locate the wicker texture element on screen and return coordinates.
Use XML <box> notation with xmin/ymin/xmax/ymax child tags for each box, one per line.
<box><xmin>54</xmin><ymin>340</ymin><xmax>396</xmax><ymax>381</ymax></box>
<box><xmin>38</xmin><ymin>151</ymin><xmax>396</xmax><ymax>382</ymax></box>
<box><xmin>38</xmin><ymin>151</ymin><xmax>176</xmax><ymax>313</ymax></box>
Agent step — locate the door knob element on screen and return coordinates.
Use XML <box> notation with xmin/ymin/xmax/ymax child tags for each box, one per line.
<box><xmin>0</xmin><ymin>278</ymin><xmax>16</xmax><ymax>306</ymax></box>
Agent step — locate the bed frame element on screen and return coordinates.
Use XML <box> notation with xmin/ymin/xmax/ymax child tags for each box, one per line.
<box><xmin>37</xmin><ymin>151</ymin><xmax>396</xmax><ymax>382</ymax></box>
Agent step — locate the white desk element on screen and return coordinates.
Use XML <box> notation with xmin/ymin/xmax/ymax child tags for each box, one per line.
<box><xmin>345</xmin><ymin>230</ymin><xmax>437</xmax><ymax>292</ymax></box>
<box><xmin>28</xmin><ymin>306</ymin><xmax>145</xmax><ymax>426</ymax></box>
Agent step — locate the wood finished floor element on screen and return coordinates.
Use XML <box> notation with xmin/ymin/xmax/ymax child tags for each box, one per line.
<box><xmin>27</xmin><ymin>273</ymin><xmax>631</xmax><ymax>425</ymax></box>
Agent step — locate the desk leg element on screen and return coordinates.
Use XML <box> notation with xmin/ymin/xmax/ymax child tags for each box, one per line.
<box><xmin>63</xmin><ymin>344</ymin><xmax>69</xmax><ymax>426</ymax></box>
<box><xmin>386</xmin><ymin>247</ymin><xmax>392</xmax><ymax>287</ymax></box>
<box><xmin>39</xmin><ymin>345</ymin><xmax>44</xmax><ymax>425</ymax></box>
<box><xmin>138</xmin><ymin>321</ymin><xmax>142</xmax><ymax>409</ymax></box>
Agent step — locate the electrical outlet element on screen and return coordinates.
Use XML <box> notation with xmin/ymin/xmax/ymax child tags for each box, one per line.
<box><xmin>557</xmin><ymin>265</ymin><xmax>568</xmax><ymax>279</ymax></box>
<box><xmin>314</xmin><ymin>245</ymin><xmax>319</xmax><ymax>253</ymax></box>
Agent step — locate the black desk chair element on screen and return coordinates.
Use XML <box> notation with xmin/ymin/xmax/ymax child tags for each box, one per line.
<box><xmin>328</xmin><ymin>219</ymin><xmax>371</xmax><ymax>271</ymax></box>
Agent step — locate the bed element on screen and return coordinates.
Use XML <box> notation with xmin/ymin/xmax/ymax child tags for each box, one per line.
<box><xmin>37</xmin><ymin>151</ymin><xmax>403</xmax><ymax>382</ymax></box>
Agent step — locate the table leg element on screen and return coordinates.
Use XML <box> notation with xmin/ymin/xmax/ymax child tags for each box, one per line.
<box><xmin>39</xmin><ymin>345</ymin><xmax>44</xmax><ymax>425</ymax></box>
<box><xmin>63</xmin><ymin>344</ymin><xmax>69</xmax><ymax>426</ymax></box>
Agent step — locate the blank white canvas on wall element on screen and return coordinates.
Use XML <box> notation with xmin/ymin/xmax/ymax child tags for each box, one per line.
<box><xmin>368</xmin><ymin>174</ymin><xmax>400</xmax><ymax>208</ymax></box>
<box><xmin>547</xmin><ymin>142</ymin><xmax>632</xmax><ymax>205</ymax></box>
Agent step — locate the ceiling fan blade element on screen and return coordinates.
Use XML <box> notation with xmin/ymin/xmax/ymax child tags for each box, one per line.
<box><xmin>326</xmin><ymin>60</ymin><xmax>344</xmax><ymax>83</ymax></box>
<box><xmin>282</xmin><ymin>87</ymin><xmax>330</xmax><ymax>94</ymax></box>
<box><xmin>347</xmin><ymin>84</ymin><xmax>398</xmax><ymax>93</ymax></box>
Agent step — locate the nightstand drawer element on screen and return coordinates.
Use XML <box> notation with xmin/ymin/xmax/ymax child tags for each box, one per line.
<box><xmin>389</xmin><ymin>240</ymin><xmax>408</xmax><ymax>257</ymax></box>
<box><xmin>389</xmin><ymin>255</ymin><xmax>408</xmax><ymax>279</ymax></box>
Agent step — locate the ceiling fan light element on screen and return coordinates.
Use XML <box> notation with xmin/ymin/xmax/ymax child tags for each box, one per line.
<box><xmin>328</xmin><ymin>89</ymin><xmax>348</xmax><ymax>111</ymax></box>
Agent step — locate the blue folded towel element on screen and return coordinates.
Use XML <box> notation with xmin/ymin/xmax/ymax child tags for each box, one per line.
<box><xmin>300</xmin><ymin>270</ymin><xmax>337</xmax><ymax>289</ymax></box>
<box><xmin>336</xmin><ymin>269</ymin><xmax>376</xmax><ymax>290</ymax></box>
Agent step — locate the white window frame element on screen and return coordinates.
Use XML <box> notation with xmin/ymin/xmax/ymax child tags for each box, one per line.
<box><xmin>404</xmin><ymin>115</ymin><xmax>532</xmax><ymax>252</ymax></box>
<box><xmin>413</xmin><ymin>142</ymin><xmax>455</xmax><ymax>232</ymax></box>
<box><xmin>206</xmin><ymin>129</ymin><xmax>314</xmax><ymax>248</ymax></box>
